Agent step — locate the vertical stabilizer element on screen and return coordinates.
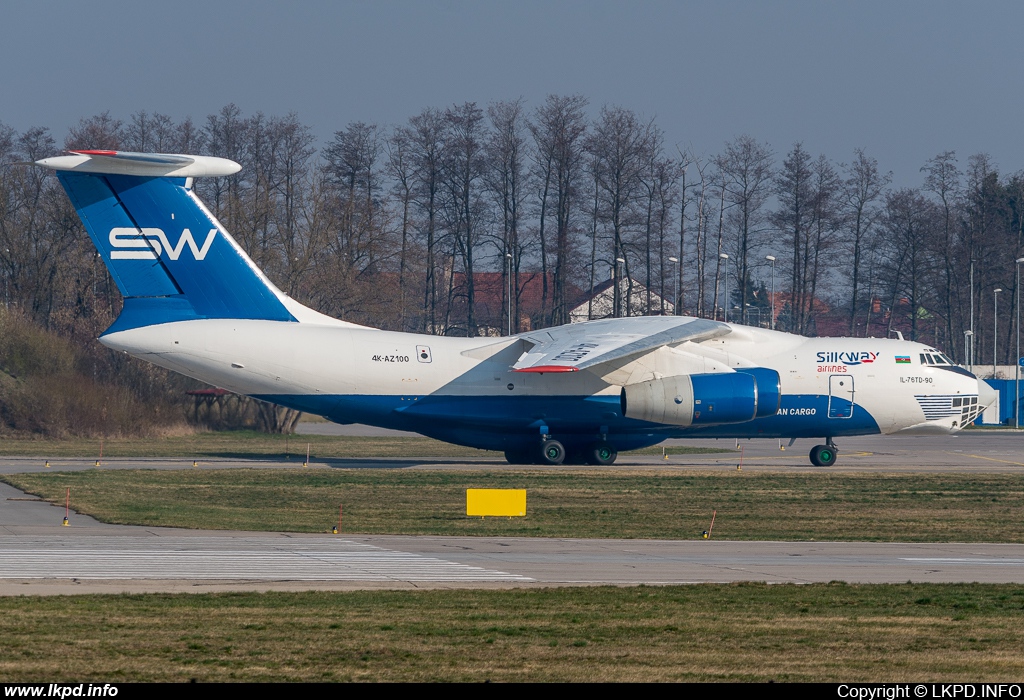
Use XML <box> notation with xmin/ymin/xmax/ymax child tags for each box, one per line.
<box><xmin>39</xmin><ymin>151</ymin><xmax>300</xmax><ymax>331</ymax></box>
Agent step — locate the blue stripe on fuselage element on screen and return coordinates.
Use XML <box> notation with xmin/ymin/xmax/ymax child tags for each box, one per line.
<box><xmin>680</xmin><ymin>393</ymin><xmax>879</xmax><ymax>439</ymax></box>
<box><xmin>253</xmin><ymin>392</ymin><xmax>880</xmax><ymax>451</ymax></box>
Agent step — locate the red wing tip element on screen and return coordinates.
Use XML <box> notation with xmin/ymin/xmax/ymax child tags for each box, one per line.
<box><xmin>513</xmin><ymin>365</ymin><xmax>579</xmax><ymax>373</ymax></box>
<box><xmin>71</xmin><ymin>150</ymin><xmax>118</xmax><ymax>156</ymax></box>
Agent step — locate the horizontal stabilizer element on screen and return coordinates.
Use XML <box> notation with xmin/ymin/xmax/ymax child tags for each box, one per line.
<box><xmin>35</xmin><ymin>150</ymin><xmax>241</xmax><ymax>177</ymax></box>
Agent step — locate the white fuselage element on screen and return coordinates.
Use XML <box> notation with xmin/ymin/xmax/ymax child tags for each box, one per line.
<box><xmin>101</xmin><ymin>318</ymin><xmax>987</xmax><ymax>446</ymax></box>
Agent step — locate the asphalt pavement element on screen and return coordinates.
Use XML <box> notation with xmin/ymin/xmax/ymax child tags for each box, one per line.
<box><xmin>0</xmin><ymin>429</ymin><xmax>1021</xmax><ymax>594</ymax></box>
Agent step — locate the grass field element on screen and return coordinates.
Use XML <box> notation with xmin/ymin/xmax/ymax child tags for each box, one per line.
<box><xmin>6</xmin><ymin>468</ymin><xmax>1024</xmax><ymax>541</ymax></box>
<box><xmin>2</xmin><ymin>584</ymin><xmax>1023</xmax><ymax>682</ymax></box>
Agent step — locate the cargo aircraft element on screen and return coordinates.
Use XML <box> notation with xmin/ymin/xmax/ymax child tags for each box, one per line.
<box><xmin>34</xmin><ymin>150</ymin><xmax>996</xmax><ymax>466</ymax></box>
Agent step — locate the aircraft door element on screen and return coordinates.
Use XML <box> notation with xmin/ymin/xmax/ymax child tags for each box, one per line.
<box><xmin>828</xmin><ymin>375</ymin><xmax>854</xmax><ymax>419</ymax></box>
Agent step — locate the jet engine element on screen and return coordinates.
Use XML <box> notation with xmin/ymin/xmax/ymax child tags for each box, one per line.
<box><xmin>621</xmin><ymin>369</ymin><xmax>780</xmax><ymax>426</ymax></box>
<box><xmin>734</xmin><ymin>367</ymin><xmax>782</xmax><ymax>418</ymax></box>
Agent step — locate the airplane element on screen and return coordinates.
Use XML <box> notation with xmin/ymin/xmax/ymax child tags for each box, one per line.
<box><xmin>33</xmin><ymin>150</ymin><xmax>997</xmax><ymax>467</ymax></box>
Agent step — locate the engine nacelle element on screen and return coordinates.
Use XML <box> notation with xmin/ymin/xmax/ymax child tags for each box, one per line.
<box><xmin>621</xmin><ymin>371</ymin><xmax>764</xmax><ymax>426</ymax></box>
<box><xmin>735</xmin><ymin>367</ymin><xmax>782</xmax><ymax>418</ymax></box>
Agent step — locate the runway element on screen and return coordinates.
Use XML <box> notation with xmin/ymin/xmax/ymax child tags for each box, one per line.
<box><xmin>0</xmin><ymin>533</ymin><xmax>532</xmax><ymax>587</ymax></box>
<box><xmin>1</xmin><ymin>431</ymin><xmax>1022</xmax><ymax>594</ymax></box>
<box><xmin>4</xmin><ymin>525</ymin><xmax>1024</xmax><ymax>594</ymax></box>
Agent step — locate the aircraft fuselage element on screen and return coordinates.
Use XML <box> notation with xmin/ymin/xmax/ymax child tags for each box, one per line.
<box><xmin>102</xmin><ymin>319</ymin><xmax>985</xmax><ymax>453</ymax></box>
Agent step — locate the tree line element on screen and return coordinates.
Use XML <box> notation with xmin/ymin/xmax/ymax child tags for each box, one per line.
<box><xmin>2</xmin><ymin>100</ymin><xmax>1023</xmax><ymax>370</ymax></box>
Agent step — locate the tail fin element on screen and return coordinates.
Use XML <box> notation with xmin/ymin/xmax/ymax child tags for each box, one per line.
<box><xmin>36</xmin><ymin>151</ymin><xmax>336</xmax><ymax>332</ymax></box>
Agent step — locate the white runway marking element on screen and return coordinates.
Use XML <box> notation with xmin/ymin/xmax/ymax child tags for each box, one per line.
<box><xmin>0</xmin><ymin>536</ymin><xmax>533</xmax><ymax>582</ymax></box>
<box><xmin>901</xmin><ymin>558</ymin><xmax>1024</xmax><ymax>565</ymax></box>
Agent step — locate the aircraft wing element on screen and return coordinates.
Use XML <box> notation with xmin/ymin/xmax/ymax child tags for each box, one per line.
<box><xmin>512</xmin><ymin>317</ymin><xmax>729</xmax><ymax>373</ymax></box>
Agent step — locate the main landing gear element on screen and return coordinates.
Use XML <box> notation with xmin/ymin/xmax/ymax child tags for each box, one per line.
<box><xmin>809</xmin><ymin>439</ymin><xmax>838</xmax><ymax>467</ymax></box>
<box><xmin>588</xmin><ymin>442</ymin><xmax>617</xmax><ymax>466</ymax></box>
<box><xmin>541</xmin><ymin>440</ymin><xmax>566</xmax><ymax>465</ymax></box>
<box><xmin>503</xmin><ymin>439</ymin><xmax>618</xmax><ymax>466</ymax></box>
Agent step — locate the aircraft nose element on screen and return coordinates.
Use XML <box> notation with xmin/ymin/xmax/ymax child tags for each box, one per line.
<box><xmin>978</xmin><ymin>378</ymin><xmax>998</xmax><ymax>410</ymax></box>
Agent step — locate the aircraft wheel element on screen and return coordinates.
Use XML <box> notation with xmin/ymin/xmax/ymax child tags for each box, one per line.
<box><xmin>809</xmin><ymin>444</ymin><xmax>837</xmax><ymax>467</ymax></box>
<box><xmin>589</xmin><ymin>443</ymin><xmax>618</xmax><ymax>466</ymax></box>
<box><xmin>539</xmin><ymin>440</ymin><xmax>566</xmax><ymax>465</ymax></box>
<box><xmin>504</xmin><ymin>449</ymin><xmax>533</xmax><ymax>465</ymax></box>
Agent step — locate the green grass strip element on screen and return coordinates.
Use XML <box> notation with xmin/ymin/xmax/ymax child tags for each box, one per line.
<box><xmin>7</xmin><ymin>468</ymin><xmax>1024</xmax><ymax>541</ymax></box>
<box><xmin>1</xmin><ymin>584</ymin><xmax>1023</xmax><ymax>682</ymax></box>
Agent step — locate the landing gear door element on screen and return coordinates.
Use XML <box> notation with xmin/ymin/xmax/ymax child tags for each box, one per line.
<box><xmin>828</xmin><ymin>375</ymin><xmax>854</xmax><ymax>419</ymax></box>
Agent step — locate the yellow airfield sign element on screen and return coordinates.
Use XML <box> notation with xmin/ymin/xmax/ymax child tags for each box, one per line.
<box><xmin>466</xmin><ymin>489</ymin><xmax>526</xmax><ymax>517</ymax></box>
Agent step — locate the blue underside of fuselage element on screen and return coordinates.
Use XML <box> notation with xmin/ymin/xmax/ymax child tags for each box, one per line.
<box><xmin>253</xmin><ymin>392</ymin><xmax>880</xmax><ymax>452</ymax></box>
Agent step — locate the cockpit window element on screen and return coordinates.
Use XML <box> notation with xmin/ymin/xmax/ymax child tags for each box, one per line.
<box><xmin>920</xmin><ymin>352</ymin><xmax>953</xmax><ymax>366</ymax></box>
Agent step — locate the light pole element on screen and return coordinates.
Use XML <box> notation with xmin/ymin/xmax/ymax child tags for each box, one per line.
<box><xmin>719</xmin><ymin>253</ymin><xmax>730</xmax><ymax>322</ymax></box>
<box><xmin>969</xmin><ymin>259</ymin><xmax>975</xmax><ymax>372</ymax></box>
<box><xmin>614</xmin><ymin>257</ymin><xmax>625</xmax><ymax>318</ymax></box>
<box><xmin>1016</xmin><ymin>257</ymin><xmax>1024</xmax><ymax>429</ymax></box>
<box><xmin>765</xmin><ymin>255</ymin><xmax>776</xmax><ymax>330</ymax></box>
<box><xmin>668</xmin><ymin>256</ymin><xmax>680</xmax><ymax>315</ymax></box>
<box><xmin>746</xmin><ymin>304</ymin><xmax>761</xmax><ymax>328</ymax></box>
<box><xmin>964</xmin><ymin>331</ymin><xmax>973</xmax><ymax>370</ymax></box>
<box><xmin>505</xmin><ymin>252</ymin><xmax>512</xmax><ymax>336</ymax></box>
<box><xmin>994</xmin><ymin>288</ymin><xmax>1002</xmax><ymax>380</ymax></box>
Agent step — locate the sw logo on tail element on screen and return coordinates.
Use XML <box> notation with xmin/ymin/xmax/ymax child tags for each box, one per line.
<box><xmin>109</xmin><ymin>228</ymin><xmax>217</xmax><ymax>261</ymax></box>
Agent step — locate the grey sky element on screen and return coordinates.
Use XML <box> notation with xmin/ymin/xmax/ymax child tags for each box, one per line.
<box><xmin>5</xmin><ymin>0</ymin><xmax>1023</xmax><ymax>186</ymax></box>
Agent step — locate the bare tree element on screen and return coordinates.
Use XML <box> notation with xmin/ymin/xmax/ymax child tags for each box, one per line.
<box><xmin>719</xmin><ymin>135</ymin><xmax>773</xmax><ymax>325</ymax></box>
<box><xmin>805</xmin><ymin>154</ymin><xmax>842</xmax><ymax>335</ymax></box>
<box><xmin>1004</xmin><ymin>171</ymin><xmax>1024</xmax><ymax>362</ymax></box>
<box><xmin>962</xmin><ymin>154</ymin><xmax>1005</xmax><ymax>363</ymax></box>
<box><xmin>682</xmin><ymin>154</ymin><xmax>713</xmax><ymax>317</ymax></box>
<box><xmin>773</xmin><ymin>143</ymin><xmax>812</xmax><ymax>332</ymax></box>
<box><xmin>64</xmin><ymin>112</ymin><xmax>123</xmax><ymax>151</ymax></box>
<box><xmin>124</xmin><ymin>111</ymin><xmax>200</xmax><ymax>153</ymax></box>
<box><xmin>202</xmin><ymin>104</ymin><xmax>249</xmax><ymax>231</ymax></box>
<box><xmin>638</xmin><ymin>143</ymin><xmax>680</xmax><ymax>315</ymax></box>
<box><xmin>440</xmin><ymin>102</ymin><xmax>486</xmax><ymax>336</ymax></box>
<box><xmin>877</xmin><ymin>189</ymin><xmax>940</xmax><ymax>341</ymax></box>
<box><xmin>529</xmin><ymin>95</ymin><xmax>588</xmax><ymax>325</ymax></box>
<box><xmin>405</xmin><ymin>108</ymin><xmax>446</xmax><ymax>333</ymax></box>
<box><xmin>652</xmin><ymin>156</ymin><xmax>682</xmax><ymax>315</ymax></box>
<box><xmin>267</xmin><ymin>114</ymin><xmax>316</xmax><ymax>295</ymax></box>
<box><xmin>585</xmin><ymin>152</ymin><xmax>602</xmax><ymax>321</ymax></box>
<box><xmin>384</xmin><ymin>127</ymin><xmax>416</xmax><ymax>329</ymax></box>
<box><xmin>325</xmin><ymin>122</ymin><xmax>381</xmax><ymax>246</ymax></box>
<box><xmin>586</xmin><ymin>106</ymin><xmax>653</xmax><ymax>317</ymax></box>
<box><xmin>485</xmin><ymin>99</ymin><xmax>529</xmax><ymax>333</ymax></box>
<box><xmin>711</xmin><ymin>168</ymin><xmax>728</xmax><ymax>321</ymax></box>
<box><xmin>920</xmin><ymin>151</ymin><xmax>961</xmax><ymax>352</ymax></box>
<box><xmin>1</xmin><ymin>125</ymin><xmax>98</xmax><ymax>328</ymax></box>
<box><xmin>843</xmin><ymin>149</ymin><xmax>890</xmax><ymax>336</ymax></box>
